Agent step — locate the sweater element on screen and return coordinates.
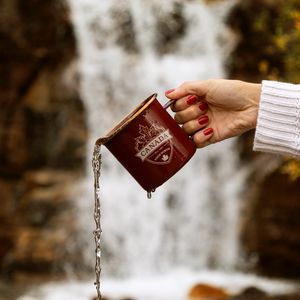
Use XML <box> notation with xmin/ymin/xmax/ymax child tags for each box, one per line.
<box><xmin>253</xmin><ymin>80</ymin><xmax>300</xmax><ymax>158</ymax></box>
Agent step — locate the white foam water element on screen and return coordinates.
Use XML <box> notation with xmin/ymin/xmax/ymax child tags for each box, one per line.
<box><xmin>17</xmin><ymin>270</ymin><xmax>297</xmax><ymax>300</ymax></box>
<box><xmin>68</xmin><ymin>0</ymin><xmax>243</xmax><ymax>278</ymax></box>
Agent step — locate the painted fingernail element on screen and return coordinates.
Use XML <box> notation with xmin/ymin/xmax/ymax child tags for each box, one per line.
<box><xmin>165</xmin><ymin>88</ymin><xmax>175</xmax><ymax>95</ymax></box>
<box><xmin>203</xmin><ymin>127</ymin><xmax>213</xmax><ymax>136</ymax></box>
<box><xmin>198</xmin><ymin>115</ymin><xmax>209</xmax><ymax>125</ymax></box>
<box><xmin>199</xmin><ymin>102</ymin><xmax>208</xmax><ymax>111</ymax></box>
<box><xmin>186</xmin><ymin>95</ymin><xmax>198</xmax><ymax>105</ymax></box>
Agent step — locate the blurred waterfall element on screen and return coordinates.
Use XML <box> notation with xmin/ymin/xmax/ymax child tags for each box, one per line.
<box><xmin>68</xmin><ymin>0</ymin><xmax>244</xmax><ymax>277</ymax></box>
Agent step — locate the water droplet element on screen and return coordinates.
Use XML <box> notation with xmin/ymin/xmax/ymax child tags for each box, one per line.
<box><xmin>147</xmin><ymin>189</ymin><xmax>156</xmax><ymax>199</ymax></box>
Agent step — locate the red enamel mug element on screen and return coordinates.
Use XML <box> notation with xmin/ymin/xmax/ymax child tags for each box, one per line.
<box><xmin>96</xmin><ymin>94</ymin><xmax>196</xmax><ymax>192</ymax></box>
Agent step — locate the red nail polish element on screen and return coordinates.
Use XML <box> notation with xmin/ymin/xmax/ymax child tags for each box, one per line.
<box><xmin>198</xmin><ymin>115</ymin><xmax>209</xmax><ymax>125</ymax></box>
<box><xmin>186</xmin><ymin>95</ymin><xmax>198</xmax><ymax>105</ymax></box>
<box><xmin>165</xmin><ymin>88</ymin><xmax>175</xmax><ymax>95</ymax></box>
<box><xmin>199</xmin><ymin>102</ymin><xmax>208</xmax><ymax>111</ymax></box>
<box><xmin>203</xmin><ymin>128</ymin><xmax>213</xmax><ymax>136</ymax></box>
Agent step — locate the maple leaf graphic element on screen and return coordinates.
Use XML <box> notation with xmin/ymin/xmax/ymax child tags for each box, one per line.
<box><xmin>134</xmin><ymin>125</ymin><xmax>149</xmax><ymax>148</ymax></box>
<box><xmin>134</xmin><ymin>121</ymin><xmax>167</xmax><ymax>152</ymax></box>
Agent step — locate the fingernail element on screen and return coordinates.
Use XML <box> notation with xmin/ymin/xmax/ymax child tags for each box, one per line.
<box><xmin>199</xmin><ymin>102</ymin><xmax>208</xmax><ymax>111</ymax></box>
<box><xmin>203</xmin><ymin>127</ymin><xmax>213</xmax><ymax>136</ymax></box>
<box><xmin>186</xmin><ymin>95</ymin><xmax>198</xmax><ymax>105</ymax></box>
<box><xmin>198</xmin><ymin>115</ymin><xmax>209</xmax><ymax>125</ymax></box>
<box><xmin>165</xmin><ymin>88</ymin><xmax>175</xmax><ymax>95</ymax></box>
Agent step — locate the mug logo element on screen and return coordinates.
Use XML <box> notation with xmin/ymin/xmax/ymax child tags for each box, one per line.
<box><xmin>135</xmin><ymin>121</ymin><xmax>173</xmax><ymax>165</ymax></box>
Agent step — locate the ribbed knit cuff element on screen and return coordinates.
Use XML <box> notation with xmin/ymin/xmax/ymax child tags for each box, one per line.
<box><xmin>253</xmin><ymin>80</ymin><xmax>300</xmax><ymax>158</ymax></box>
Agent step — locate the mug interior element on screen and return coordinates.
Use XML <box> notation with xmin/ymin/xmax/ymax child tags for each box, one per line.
<box><xmin>96</xmin><ymin>93</ymin><xmax>157</xmax><ymax>145</ymax></box>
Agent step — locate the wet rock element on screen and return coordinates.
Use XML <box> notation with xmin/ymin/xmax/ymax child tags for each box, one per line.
<box><xmin>230</xmin><ymin>287</ymin><xmax>300</xmax><ymax>300</ymax></box>
<box><xmin>269</xmin><ymin>294</ymin><xmax>300</xmax><ymax>300</ymax></box>
<box><xmin>1</xmin><ymin>170</ymin><xmax>89</xmax><ymax>281</ymax></box>
<box><xmin>230</xmin><ymin>287</ymin><xmax>266</xmax><ymax>300</ymax></box>
<box><xmin>188</xmin><ymin>283</ymin><xmax>230</xmax><ymax>299</ymax></box>
<box><xmin>0</xmin><ymin>280</ymin><xmax>29</xmax><ymax>300</ymax></box>
<box><xmin>0</xmin><ymin>0</ymin><xmax>88</xmax><ymax>281</ymax></box>
<box><xmin>91</xmin><ymin>296</ymin><xmax>136</xmax><ymax>300</ymax></box>
<box><xmin>242</xmin><ymin>171</ymin><xmax>300</xmax><ymax>278</ymax></box>
<box><xmin>154</xmin><ymin>2</ymin><xmax>187</xmax><ymax>55</ymax></box>
<box><xmin>268</xmin><ymin>296</ymin><xmax>295</xmax><ymax>300</ymax></box>
<box><xmin>111</xmin><ymin>5</ymin><xmax>138</xmax><ymax>54</ymax></box>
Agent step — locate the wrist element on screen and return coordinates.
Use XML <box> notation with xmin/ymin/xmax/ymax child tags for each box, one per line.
<box><xmin>246</xmin><ymin>82</ymin><xmax>261</xmax><ymax>129</ymax></box>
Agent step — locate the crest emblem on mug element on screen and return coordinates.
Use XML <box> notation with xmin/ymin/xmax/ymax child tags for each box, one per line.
<box><xmin>135</xmin><ymin>121</ymin><xmax>173</xmax><ymax>165</ymax></box>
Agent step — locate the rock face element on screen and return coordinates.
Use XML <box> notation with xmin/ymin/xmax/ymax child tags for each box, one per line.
<box><xmin>188</xmin><ymin>283</ymin><xmax>229</xmax><ymax>299</ymax></box>
<box><xmin>0</xmin><ymin>0</ymin><xmax>88</xmax><ymax>280</ymax></box>
<box><xmin>227</xmin><ymin>0</ymin><xmax>300</xmax><ymax>278</ymax></box>
<box><xmin>231</xmin><ymin>287</ymin><xmax>300</xmax><ymax>300</ymax></box>
<box><xmin>242</xmin><ymin>169</ymin><xmax>300</xmax><ymax>277</ymax></box>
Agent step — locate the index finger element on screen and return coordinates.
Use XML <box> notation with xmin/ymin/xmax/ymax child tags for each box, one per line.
<box><xmin>165</xmin><ymin>80</ymin><xmax>210</xmax><ymax>100</ymax></box>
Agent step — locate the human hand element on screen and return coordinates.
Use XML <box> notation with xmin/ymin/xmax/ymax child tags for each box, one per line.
<box><xmin>165</xmin><ymin>79</ymin><xmax>261</xmax><ymax>148</ymax></box>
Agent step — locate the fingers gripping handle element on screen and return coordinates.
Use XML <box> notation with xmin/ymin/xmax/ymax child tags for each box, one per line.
<box><xmin>163</xmin><ymin>99</ymin><xmax>176</xmax><ymax>110</ymax></box>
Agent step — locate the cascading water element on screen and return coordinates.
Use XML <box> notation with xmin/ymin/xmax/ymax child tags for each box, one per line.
<box><xmin>68</xmin><ymin>0</ymin><xmax>243</xmax><ymax>278</ymax></box>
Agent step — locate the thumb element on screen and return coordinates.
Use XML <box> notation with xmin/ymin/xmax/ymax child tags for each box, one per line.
<box><xmin>165</xmin><ymin>80</ymin><xmax>209</xmax><ymax>99</ymax></box>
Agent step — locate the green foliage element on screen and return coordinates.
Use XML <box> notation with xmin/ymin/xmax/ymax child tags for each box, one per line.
<box><xmin>265</xmin><ymin>0</ymin><xmax>300</xmax><ymax>179</ymax></box>
<box><xmin>228</xmin><ymin>0</ymin><xmax>300</xmax><ymax>179</ymax></box>
<box><xmin>253</xmin><ymin>0</ymin><xmax>300</xmax><ymax>82</ymax></box>
<box><xmin>281</xmin><ymin>159</ymin><xmax>300</xmax><ymax>181</ymax></box>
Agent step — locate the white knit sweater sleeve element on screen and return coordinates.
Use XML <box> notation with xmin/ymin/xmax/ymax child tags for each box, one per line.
<box><xmin>253</xmin><ymin>80</ymin><xmax>300</xmax><ymax>158</ymax></box>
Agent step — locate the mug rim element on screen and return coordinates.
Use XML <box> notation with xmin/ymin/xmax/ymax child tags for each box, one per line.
<box><xmin>96</xmin><ymin>93</ymin><xmax>157</xmax><ymax>145</ymax></box>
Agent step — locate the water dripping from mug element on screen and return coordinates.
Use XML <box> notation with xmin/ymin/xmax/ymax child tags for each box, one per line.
<box><xmin>147</xmin><ymin>189</ymin><xmax>156</xmax><ymax>199</ymax></box>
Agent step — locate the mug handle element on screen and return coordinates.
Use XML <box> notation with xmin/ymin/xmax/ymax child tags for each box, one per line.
<box><xmin>163</xmin><ymin>99</ymin><xmax>176</xmax><ymax>110</ymax></box>
<box><xmin>163</xmin><ymin>98</ymin><xmax>194</xmax><ymax>140</ymax></box>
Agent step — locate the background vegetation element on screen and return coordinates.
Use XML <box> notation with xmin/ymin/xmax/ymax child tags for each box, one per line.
<box><xmin>228</xmin><ymin>0</ymin><xmax>300</xmax><ymax>180</ymax></box>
